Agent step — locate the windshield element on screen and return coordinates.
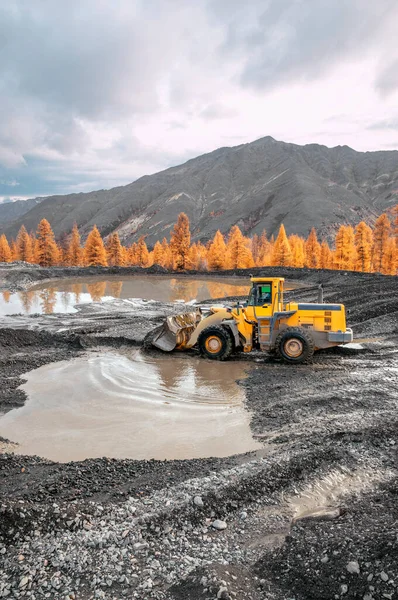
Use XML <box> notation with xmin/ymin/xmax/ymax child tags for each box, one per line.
<box><xmin>247</xmin><ymin>283</ymin><xmax>272</xmax><ymax>306</ymax></box>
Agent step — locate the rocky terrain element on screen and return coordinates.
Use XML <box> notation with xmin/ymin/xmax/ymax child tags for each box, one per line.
<box><xmin>1</xmin><ymin>137</ymin><xmax>398</xmax><ymax>244</ymax></box>
<box><xmin>0</xmin><ymin>199</ymin><xmax>43</xmax><ymax>226</ymax></box>
<box><xmin>0</xmin><ymin>264</ymin><xmax>397</xmax><ymax>599</ymax></box>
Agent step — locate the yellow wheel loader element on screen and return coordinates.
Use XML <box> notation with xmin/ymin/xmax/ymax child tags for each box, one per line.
<box><xmin>151</xmin><ymin>277</ymin><xmax>353</xmax><ymax>364</ymax></box>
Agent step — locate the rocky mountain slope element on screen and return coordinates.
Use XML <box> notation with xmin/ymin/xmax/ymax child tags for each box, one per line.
<box><xmin>0</xmin><ymin>197</ymin><xmax>43</xmax><ymax>225</ymax></box>
<box><xmin>1</xmin><ymin>137</ymin><xmax>398</xmax><ymax>244</ymax></box>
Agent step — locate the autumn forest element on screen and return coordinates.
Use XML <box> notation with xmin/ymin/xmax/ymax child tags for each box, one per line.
<box><xmin>0</xmin><ymin>208</ymin><xmax>397</xmax><ymax>275</ymax></box>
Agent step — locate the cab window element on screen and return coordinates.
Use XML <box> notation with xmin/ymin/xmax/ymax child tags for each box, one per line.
<box><xmin>248</xmin><ymin>283</ymin><xmax>272</xmax><ymax>306</ymax></box>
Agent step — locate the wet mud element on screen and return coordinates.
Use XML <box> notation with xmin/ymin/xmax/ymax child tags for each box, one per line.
<box><xmin>0</xmin><ymin>264</ymin><xmax>397</xmax><ymax>600</ymax></box>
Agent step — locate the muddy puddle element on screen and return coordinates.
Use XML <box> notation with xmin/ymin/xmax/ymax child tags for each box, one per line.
<box><xmin>0</xmin><ymin>276</ymin><xmax>251</xmax><ymax>315</ymax></box>
<box><xmin>0</xmin><ymin>350</ymin><xmax>262</xmax><ymax>461</ymax></box>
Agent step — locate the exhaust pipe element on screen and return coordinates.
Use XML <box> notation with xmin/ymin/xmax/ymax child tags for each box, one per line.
<box><xmin>317</xmin><ymin>283</ymin><xmax>324</xmax><ymax>304</ymax></box>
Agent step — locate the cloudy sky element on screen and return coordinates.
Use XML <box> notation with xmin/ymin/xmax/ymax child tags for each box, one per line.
<box><xmin>1</xmin><ymin>0</ymin><xmax>398</xmax><ymax>202</ymax></box>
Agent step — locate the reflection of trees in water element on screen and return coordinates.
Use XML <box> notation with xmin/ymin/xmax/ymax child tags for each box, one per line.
<box><xmin>234</xmin><ymin>285</ymin><xmax>250</xmax><ymax>297</ymax></box>
<box><xmin>207</xmin><ymin>282</ymin><xmax>228</xmax><ymax>299</ymax></box>
<box><xmin>60</xmin><ymin>291</ymin><xmax>73</xmax><ymax>311</ymax></box>
<box><xmin>2</xmin><ymin>291</ymin><xmax>11</xmax><ymax>303</ymax></box>
<box><xmin>86</xmin><ymin>281</ymin><xmax>107</xmax><ymax>302</ymax></box>
<box><xmin>39</xmin><ymin>289</ymin><xmax>57</xmax><ymax>314</ymax></box>
<box><xmin>71</xmin><ymin>283</ymin><xmax>83</xmax><ymax>304</ymax></box>
<box><xmin>207</xmin><ymin>283</ymin><xmax>249</xmax><ymax>300</ymax></box>
<box><xmin>18</xmin><ymin>290</ymin><xmax>36</xmax><ymax>313</ymax></box>
<box><xmin>169</xmin><ymin>279</ymin><xmax>200</xmax><ymax>302</ymax></box>
<box><xmin>107</xmin><ymin>281</ymin><xmax>123</xmax><ymax>298</ymax></box>
<box><xmin>156</xmin><ymin>357</ymin><xmax>190</xmax><ymax>391</ymax></box>
<box><xmin>155</xmin><ymin>356</ymin><xmax>243</xmax><ymax>405</ymax></box>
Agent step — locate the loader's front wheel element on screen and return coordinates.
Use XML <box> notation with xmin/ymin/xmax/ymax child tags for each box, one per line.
<box><xmin>275</xmin><ymin>327</ymin><xmax>314</xmax><ymax>364</ymax></box>
<box><xmin>198</xmin><ymin>325</ymin><xmax>234</xmax><ymax>361</ymax></box>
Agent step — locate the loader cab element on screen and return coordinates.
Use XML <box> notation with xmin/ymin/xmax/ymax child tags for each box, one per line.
<box><xmin>244</xmin><ymin>277</ymin><xmax>284</xmax><ymax>319</ymax></box>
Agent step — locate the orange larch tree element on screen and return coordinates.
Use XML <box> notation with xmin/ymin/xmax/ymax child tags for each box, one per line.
<box><xmin>251</xmin><ymin>234</ymin><xmax>261</xmax><ymax>265</ymax></box>
<box><xmin>161</xmin><ymin>238</ymin><xmax>174</xmax><ymax>269</ymax></box>
<box><xmin>16</xmin><ymin>225</ymin><xmax>33</xmax><ymax>263</ymax></box>
<box><xmin>393</xmin><ymin>204</ymin><xmax>398</xmax><ymax>248</ymax></box>
<box><xmin>127</xmin><ymin>242</ymin><xmax>138</xmax><ymax>265</ymax></box>
<box><xmin>334</xmin><ymin>225</ymin><xmax>356</xmax><ymax>270</ymax></box>
<box><xmin>207</xmin><ymin>230</ymin><xmax>228</xmax><ymax>270</ymax></box>
<box><xmin>319</xmin><ymin>240</ymin><xmax>333</xmax><ymax>269</ymax></box>
<box><xmin>0</xmin><ymin>234</ymin><xmax>12</xmax><ymax>263</ymax></box>
<box><xmin>66</xmin><ymin>223</ymin><xmax>84</xmax><ymax>266</ymax></box>
<box><xmin>106</xmin><ymin>232</ymin><xmax>125</xmax><ymax>266</ymax></box>
<box><xmin>372</xmin><ymin>213</ymin><xmax>391</xmax><ymax>273</ymax></box>
<box><xmin>304</xmin><ymin>228</ymin><xmax>321</xmax><ymax>268</ymax></box>
<box><xmin>10</xmin><ymin>240</ymin><xmax>18</xmax><ymax>261</ymax></box>
<box><xmin>271</xmin><ymin>225</ymin><xmax>292</xmax><ymax>266</ymax></box>
<box><xmin>136</xmin><ymin>236</ymin><xmax>150</xmax><ymax>267</ymax></box>
<box><xmin>36</xmin><ymin>219</ymin><xmax>59</xmax><ymax>267</ymax></box>
<box><xmin>289</xmin><ymin>234</ymin><xmax>305</xmax><ymax>268</ymax></box>
<box><xmin>382</xmin><ymin>238</ymin><xmax>397</xmax><ymax>275</ymax></box>
<box><xmin>227</xmin><ymin>225</ymin><xmax>254</xmax><ymax>269</ymax></box>
<box><xmin>57</xmin><ymin>232</ymin><xmax>69</xmax><ymax>266</ymax></box>
<box><xmin>354</xmin><ymin>221</ymin><xmax>373</xmax><ymax>272</ymax></box>
<box><xmin>256</xmin><ymin>231</ymin><xmax>272</xmax><ymax>266</ymax></box>
<box><xmin>152</xmin><ymin>241</ymin><xmax>165</xmax><ymax>266</ymax></box>
<box><xmin>170</xmin><ymin>213</ymin><xmax>191</xmax><ymax>270</ymax></box>
<box><xmin>30</xmin><ymin>231</ymin><xmax>39</xmax><ymax>263</ymax></box>
<box><xmin>188</xmin><ymin>242</ymin><xmax>203</xmax><ymax>270</ymax></box>
<box><xmin>197</xmin><ymin>241</ymin><xmax>208</xmax><ymax>270</ymax></box>
<box><xmin>84</xmin><ymin>225</ymin><xmax>108</xmax><ymax>267</ymax></box>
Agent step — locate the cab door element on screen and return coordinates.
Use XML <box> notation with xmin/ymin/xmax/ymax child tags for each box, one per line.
<box><xmin>244</xmin><ymin>282</ymin><xmax>273</xmax><ymax>320</ymax></box>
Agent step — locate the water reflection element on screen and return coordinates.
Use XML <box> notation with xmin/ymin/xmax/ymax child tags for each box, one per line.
<box><xmin>0</xmin><ymin>276</ymin><xmax>251</xmax><ymax>316</ymax></box>
<box><xmin>71</xmin><ymin>283</ymin><xmax>83</xmax><ymax>304</ymax></box>
<box><xmin>107</xmin><ymin>280</ymin><xmax>122</xmax><ymax>298</ymax></box>
<box><xmin>87</xmin><ymin>281</ymin><xmax>107</xmax><ymax>302</ymax></box>
<box><xmin>39</xmin><ymin>289</ymin><xmax>57</xmax><ymax>314</ymax></box>
<box><xmin>18</xmin><ymin>290</ymin><xmax>36</xmax><ymax>314</ymax></box>
<box><xmin>0</xmin><ymin>349</ymin><xmax>261</xmax><ymax>461</ymax></box>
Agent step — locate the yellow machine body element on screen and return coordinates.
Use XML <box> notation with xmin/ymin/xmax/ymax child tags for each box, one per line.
<box><xmin>152</xmin><ymin>276</ymin><xmax>353</xmax><ymax>363</ymax></box>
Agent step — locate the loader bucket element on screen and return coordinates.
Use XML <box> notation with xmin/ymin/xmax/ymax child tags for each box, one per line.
<box><xmin>152</xmin><ymin>310</ymin><xmax>201</xmax><ymax>352</ymax></box>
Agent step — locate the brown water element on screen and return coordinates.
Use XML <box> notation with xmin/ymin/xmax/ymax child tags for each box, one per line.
<box><xmin>0</xmin><ymin>350</ymin><xmax>261</xmax><ymax>462</ymax></box>
<box><xmin>0</xmin><ymin>276</ymin><xmax>251</xmax><ymax>316</ymax></box>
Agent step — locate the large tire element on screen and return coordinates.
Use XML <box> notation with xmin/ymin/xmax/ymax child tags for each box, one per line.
<box><xmin>198</xmin><ymin>325</ymin><xmax>234</xmax><ymax>361</ymax></box>
<box><xmin>275</xmin><ymin>327</ymin><xmax>315</xmax><ymax>364</ymax></box>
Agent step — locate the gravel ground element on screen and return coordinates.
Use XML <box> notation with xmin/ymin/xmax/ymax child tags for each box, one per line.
<box><xmin>0</xmin><ymin>264</ymin><xmax>397</xmax><ymax>600</ymax></box>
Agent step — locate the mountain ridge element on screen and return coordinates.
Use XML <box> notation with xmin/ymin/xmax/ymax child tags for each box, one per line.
<box><xmin>1</xmin><ymin>136</ymin><xmax>397</xmax><ymax>244</ymax></box>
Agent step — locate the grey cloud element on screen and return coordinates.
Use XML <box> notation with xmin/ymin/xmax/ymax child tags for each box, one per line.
<box><xmin>209</xmin><ymin>0</ymin><xmax>397</xmax><ymax>89</ymax></box>
<box><xmin>0</xmin><ymin>1</ymin><xmax>176</xmax><ymax>120</ymax></box>
<box><xmin>367</xmin><ymin>118</ymin><xmax>398</xmax><ymax>131</ymax></box>
<box><xmin>199</xmin><ymin>104</ymin><xmax>238</xmax><ymax>120</ymax></box>
<box><xmin>0</xmin><ymin>0</ymin><xmax>199</xmax><ymax>182</ymax></box>
<box><xmin>0</xmin><ymin>0</ymin><xmax>397</xmax><ymax>201</ymax></box>
<box><xmin>375</xmin><ymin>58</ymin><xmax>398</xmax><ymax>95</ymax></box>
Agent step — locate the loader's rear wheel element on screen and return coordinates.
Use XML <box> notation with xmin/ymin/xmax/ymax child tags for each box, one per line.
<box><xmin>275</xmin><ymin>327</ymin><xmax>314</xmax><ymax>364</ymax></box>
<box><xmin>198</xmin><ymin>325</ymin><xmax>234</xmax><ymax>361</ymax></box>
